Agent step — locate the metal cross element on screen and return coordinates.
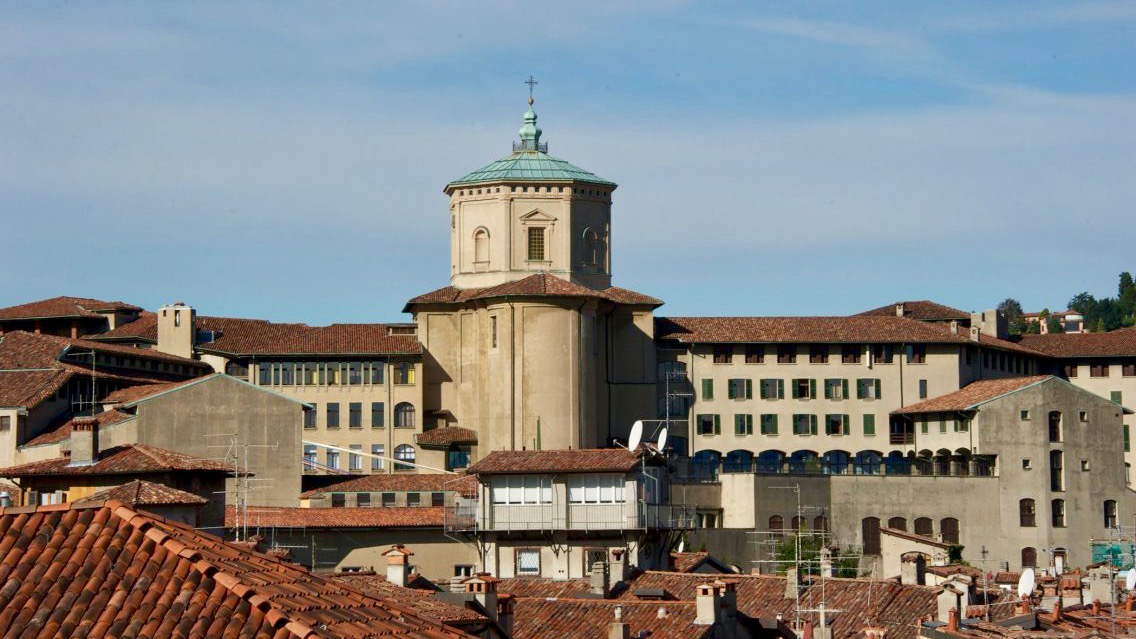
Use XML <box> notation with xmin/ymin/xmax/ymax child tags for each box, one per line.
<box><xmin>525</xmin><ymin>75</ymin><xmax>539</xmax><ymax>99</ymax></box>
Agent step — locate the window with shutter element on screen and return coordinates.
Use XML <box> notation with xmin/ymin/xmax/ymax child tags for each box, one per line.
<box><xmin>863</xmin><ymin>414</ymin><xmax>875</xmax><ymax>435</ymax></box>
<box><xmin>702</xmin><ymin>379</ymin><xmax>714</xmax><ymax>400</ymax></box>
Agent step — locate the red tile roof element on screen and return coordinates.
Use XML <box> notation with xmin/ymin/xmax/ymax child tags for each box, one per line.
<box><xmin>0</xmin><ymin>501</ymin><xmax>476</xmax><ymax>639</ymax></box>
<box><xmin>619</xmin><ymin>572</ymin><xmax>939</xmax><ymax>639</ymax></box>
<box><xmin>405</xmin><ymin>274</ymin><xmax>663</xmax><ymax>310</ymax></box>
<box><xmin>301</xmin><ymin>473</ymin><xmax>478</xmax><ymax>499</ymax></box>
<box><xmin>416</xmin><ymin>427</ymin><xmax>479</xmax><ymax>447</ymax></box>
<box><xmin>0</xmin><ymin>329</ymin><xmax>207</xmax><ymax>368</ymax></box>
<box><xmin>670</xmin><ymin>551</ymin><xmax>710</xmax><ymax>573</ymax></box>
<box><xmin>0</xmin><ymin>369</ymin><xmax>72</xmax><ymax>408</ymax></box>
<box><xmin>22</xmin><ymin>408</ymin><xmax>136</xmax><ymax>447</ymax></box>
<box><xmin>891</xmin><ymin>376</ymin><xmax>1054</xmax><ymax>414</ymax></box>
<box><xmin>857</xmin><ymin>300</ymin><xmax>970</xmax><ymax>321</ymax></box>
<box><xmin>85</xmin><ymin>479</ymin><xmax>209</xmax><ymax>506</ymax></box>
<box><xmin>496</xmin><ymin>577</ymin><xmax>595</xmax><ymax>599</ymax></box>
<box><xmin>94</xmin><ymin>313</ymin><xmax>423</xmax><ymax>356</ymax></box>
<box><xmin>0</xmin><ymin>443</ymin><xmax>235</xmax><ymax>477</ymax></box>
<box><xmin>1018</xmin><ymin>327</ymin><xmax>1136</xmax><ymax>357</ymax></box>
<box><xmin>102</xmin><ymin>379</ymin><xmax>201</xmax><ymax>404</ymax></box>
<box><xmin>330</xmin><ymin>573</ymin><xmax>488</xmax><ymax>624</ymax></box>
<box><xmin>0</xmin><ymin>296</ymin><xmax>141</xmax><ymax>320</ymax></box>
<box><xmin>467</xmin><ymin>448</ymin><xmax>641</xmax><ymax>475</ymax></box>
<box><xmin>512</xmin><ymin>599</ymin><xmax>710</xmax><ymax>639</ymax></box>
<box><xmin>233</xmin><ymin>506</ymin><xmax>446</xmax><ymax>529</ymax></box>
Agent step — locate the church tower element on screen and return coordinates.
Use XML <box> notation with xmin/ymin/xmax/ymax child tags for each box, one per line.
<box><xmin>445</xmin><ymin>96</ymin><xmax>615</xmax><ymax>291</ymax></box>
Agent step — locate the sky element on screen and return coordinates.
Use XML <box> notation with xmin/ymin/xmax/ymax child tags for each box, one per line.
<box><xmin>2</xmin><ymin>1</ymin><xmax>1134</xmax><ymax>324</ymax></box>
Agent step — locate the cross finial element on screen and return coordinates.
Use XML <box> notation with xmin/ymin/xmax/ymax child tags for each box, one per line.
<box><xmin>525</xmin><ymin>75</ymin><xmax>538</xmax><ymax>105</ymax></box>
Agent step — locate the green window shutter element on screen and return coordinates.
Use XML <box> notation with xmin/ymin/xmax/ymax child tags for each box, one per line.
<box><xmin>940</xmin><ymin>417</ymin><xmax>947</xmax><ymax>433</ymax></box>
<box><xmin>809</xmin><ymin>414</ymin><xmax>818</xmax><ymax>435</ymax></box>
<box><xmin>713</xmin><ymin>414</ymin><xmax>721</xmax><ymax>434</ymax></box>
<box><xmin>842</xmin><ymin>414</ymin><xmax>850</xmax><ymax>434</ymax></box>
<box><xmin>875</xmin><ymin>379</ymin><xmax>882</xmax><ymax>399</ymax></box>
<box><xmin>772</xmin><ymin>414</ymin><xmax>779</xmax><ymax>434</ymax></box>
<box><xmin>1125</xmin><ymin>425</ymin><xmax>1131</xmax><ymax>452</ymax></box>
<box><xmin>703</xmin><ymin>379</ymin><xmax>713</xmax><ymax>400</ymax></box>
<box><xmin>824</xmin><ymin>380</ymin><xmax>833</xmax><ymax>400</ymax></box>
<box><xmin>746</xmin><ymin>379</ymin><xmax>753</xmax><ymax>399</ymax></box>
<box><xmin>777</xmin><ymin>379</ymin><xmax>785</xmax><ymax>399</ymax></box>
<box><xmin>864</xmin><ymin>414</ymin><xmax>876</xmax><ymax>435</ymax></box>
<box><xmin>727</xmin><ymin>380</ymin><xmax>736</xmax><ymax>400</ymax></box>
<box><xmin>1112</xmin><ymin>391</ymin><xmax>1123</xmax><ymax>405</ymax></box>
<box><xmin>809</xmin><ymin>379</ymin><xmax>817</xmax><ymax>399</ymax></box>
<box><xmin>842</xmin><ymin>379</ymin><xmax>849</xmax><ymax>399</ymax></box>
<box><xmin>792</xmin><ymin>380</ymin><xmax>800</xmax><ymax>399</ymax></box>
<box><xmin>856</xmin><ymin>379</ymin><xmax>865</xmax><ymax>399</ymax></box>
<box><xmin>759</xmin><ymin>380</ymin><xmax>768</xmax><ymax>399</ymax></box>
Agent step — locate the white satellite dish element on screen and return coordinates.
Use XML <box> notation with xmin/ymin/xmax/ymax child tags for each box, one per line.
<box><xmin>656</xmin><ymin>427</ymin><xmax>669</xmax><ymax>451</ymax></box>
<box><xmin>628</xmin><ymin>420</ymin><xmax>644</xmax><ymax>450</ymax></box>
<box><xmin>1125</xmin><ymin>568</ymin><xmax>1136</xmax><ymax>591</ymax></box>
<box><xmin>677</xmin><ymin>540</ymin><xmax>685</xmax><ymax>553</ymax></box>
<box><xmin>1017</xmin><ymin>568</ymin><xmax>1036</xmax><ymax>599</ymax></box>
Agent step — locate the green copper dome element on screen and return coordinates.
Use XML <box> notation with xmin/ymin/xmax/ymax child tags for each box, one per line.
<box><xmin>446</xmin><ymin>101</ymin><xmax>615</xmax><ymax>191</ymax></box>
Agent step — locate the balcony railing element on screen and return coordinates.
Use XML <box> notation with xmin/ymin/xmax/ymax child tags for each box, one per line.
<box><xmin>444</xmin><ymin>502</ymin><xmax>698</xmax><ymax>533</ymax></box>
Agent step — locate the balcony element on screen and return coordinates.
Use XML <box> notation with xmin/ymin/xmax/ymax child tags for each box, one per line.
<box><xmin>444</xmin><ymin>502</ymin><xmax>697</xmax><ymax>534</ymax></box>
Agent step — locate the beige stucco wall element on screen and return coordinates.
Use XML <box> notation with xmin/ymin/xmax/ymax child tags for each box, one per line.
<box><xmin>1061</xmin><ymin>362</ymin><xmax>1136</xmax><ymax>482</ymax></box>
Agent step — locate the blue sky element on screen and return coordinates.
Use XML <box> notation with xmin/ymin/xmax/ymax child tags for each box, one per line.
<box><xmin>2</xmin><ymin>1</ymin><xmax>1134</xmax><ymax>324</ymax></box>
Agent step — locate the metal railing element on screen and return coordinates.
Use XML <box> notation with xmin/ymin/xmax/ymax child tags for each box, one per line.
<box><xmin>444</xmin><ymin>502</ymin><xmax>698</xmax><ymax>533</ymax></box>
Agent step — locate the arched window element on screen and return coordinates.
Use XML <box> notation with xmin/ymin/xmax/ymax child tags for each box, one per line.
<box><xmin>1021</xmin><ymin>547</ymin><xmax>1037</xmax><ymax>568</ymax></box>
<box><xmin>1019</xmin><ymin>499</ymin><xmax>1036</xmax><ymax>527</ymax></box>
<box><xmin>914</xmin><ymin>517</ymin><xmax>933</xmax><ymax>537</ymax></box>
<box><xmin>1048</xmin><ymin>411</ymin><xmax>1062</xmax><ymax>442</ymax></box>
<box><xmin>473</xmin><ymin>228</ymin><xmax>489</xmax><ymax>263</ymax></box>
<box><xmin>791</xmin><ymin>516</ymin><xmax>807</xmax><ymax>532</ymax></box>
<box><xmin>888</xmin><ymin>517</ymin><xmax>907</xmax><ymax>531</ymax></box>
<box><xmin>941</xmin><ymin>517</ymin><xmax>959</xmax><ymax>544</ymax></box>
<box><xmin>813</xmin><ymin>516</ymin><xmax>829</xmax><ymax>533</ymax></box>
<box><xmin>394</xmin><ymin>444</ymin><xmax>416</xmax><ymax>471</ymax></box>
<box><xmin>862</xmin><ymin>517</ymin><xmax>881</xmax><ymax>555</ymax></box>
<box><xmin>691</xmin><ymin>450</ymin><xmax>721</xmax><ymax>481</ymax></box>
<box><xmin>769</xmin><ymin>515</ymin><xmax>784</xmax><ymax>537</ymax></box>
<box><xmin>394</xmin><ymin>402</ymin><xmax>415</xmax><ymax>428</ymax></box>
<box><xmin>582</xmin><ymin>228</ymin><xmax>599</xmax><ymax>266</ymax></box>
<box><xmin>1052</xmin><ymin>499</ymin><xmax>1066</xmax><ymax>527</ymax></box>
<box><xmin>1105</xmin><ymin>500</ymin><xmax>1119</xmax><ymax>529</ymax></box>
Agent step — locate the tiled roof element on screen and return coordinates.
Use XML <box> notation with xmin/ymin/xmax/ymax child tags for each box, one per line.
<box><xmin>671</xmin><ymin>551</ymin><xmax>710</xmax><ymax>573</ymax></box>
<box><xmin>0</xmin><ymin>443</ymin><xmax>235</xmax><ymax>477</ymax></box>
<box><xmin>467</xmin><ymin>448</ymin><xmax>641</xmax><ymax>475</ymax></box>
<box><xmin>405</xmin><ymin>274</ymin><xmax>663</xmax><ymax>310</ymax></box>
<box><xmin>512</xmin><ymin>599</ymin><xmax>709</xmax><ymax>639</ymax></box>
<box><xmin>655</xmin><ymin>316</ymin><xmax>1044</xmax><ymax>356</ymax></box>
<box><xmin>0</xmin><ymin>501</ymin><xmax>476</xmax><ymax>639</ymax></box>
<box><xmin>301</xmin><ymin>474</ymin><xmax>478</xmax><ymax>499</ymax></box>
<box><xmin>416</xmin><ymin>427</ymin><xmax>479</xmax><ymax>447</ymax></box>
<box><xmin>85</xmin><ymin>479</ymin><xmax>209</xmax><ymax>506</ymax></box>
<box><xmin>233</xmin><ymin>506</ymin><xmax>445</xmax><ymax>529</ymax></box>
<box><xmin>0</xmin><ymin>296</ymin><xmax>141</xmax><ymax>320</ymax></box>
<box><xmin>0</xmin><ymin>369</ymin><xmax>72</xmax><ymax>408</ymax></box>
<box><xmin>496</xmin><ymin>577</ymin><xmax>595</xmax><ymax>599</ymax></box>
<box><xmin>891</xmin><ymin>376</ymin><xmax>1053</xmax><ymax>414</ymax></box>
<box><xmin>94</xmin><ymin>313</ymin><xmax>422</xmax><ymax>356</ymax></box>
<box><xmin>102</xmin><ymin>379</ymin><xmax>199</xmax><ymax>404</ymax></box>
<box><xmin>1018</xmin><ymin>328</ymin><xmax>1136</xmax><ymax>357</ymax></box>
<box><xmin>0</xmin><ymin>329</ymin><xmax>207</xmax><ymax>368</ymax></box>
<box><xmin>22</xmin><ymin>408</ymin><xmax>136</xmax><ymax>447</ymax></box>
<box><xmin>331</xmin><ymin>573</ymin><xmax>488</xmax><ymax>624</ymax></box>
<box><xmin>880</xmin><ymin>527</ymin><xmax>951</xmax><ymax>549</ymax></box>
<box><xmin>857</xmin><ymin>300</ymin><xmax>970</xmax><ymax>321</ymax></box>
<box><xmin>619</xmin><ymin>572</ymin><xmax>939</xmax><ymax>639</ymax></box>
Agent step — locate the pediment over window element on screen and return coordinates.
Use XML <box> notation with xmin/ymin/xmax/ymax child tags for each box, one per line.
<box><xmin>519</xmin><ymin>210</ymin><xmax>557</xmax><ymax>223</ymax></box>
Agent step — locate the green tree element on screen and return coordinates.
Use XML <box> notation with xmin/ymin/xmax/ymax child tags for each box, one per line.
<box><xmin>997</xmin><ymin>298</ymin><xmax>1026</xmax><ymax>335</ymax></box>
<box><xmin>1120</xmin><ymin>272</ymin><xmax>1136</xmax><ymax>325</ymax></box>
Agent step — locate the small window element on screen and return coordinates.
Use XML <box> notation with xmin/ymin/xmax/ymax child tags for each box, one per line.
<box><xmin>1064</xmin><ymin>365</ymin><xmax>1078</xmax><ymax>378</ymax></box>
<box><xmin>825</xmin><ymin>414</ymin><xmax>849</xmax><ymax>436</ymax></box>
<box><xmin>331</xmin><ymin>493</ymin><xmax>345</xmax><ymax>508</ymax></box>
<box><xmin>371</xmin><ymin>444</ymin><xmax>385</xmax><ymax>471</ymax></box>
<box><xmin>745</xmin><ymin>346</ymin><xmax>764</xmax><ymax>364</ymax></box>
<box><xmin>777</xmin><ymin>346</ymin><xmax>796</xmax><ymax>364</ymax></box>
<box><xmin>394</xmin><ymin>444</ymin><xmax>416</xmax><ymax>471</ymax></box>
<box><xmin>455</xmin><ymin>565</ymin><xmax>474</xmax><ymax>577</ymax></box>
<box><xmin>357</xmin><ymin>493</ymin><xmax>371</xmax><ymax>508</ymax></box>
<box><xmin>1090</xmin><ymin>364</ymin><xmax>1109</xmax><ymax>378</ymax></box>
<box><xmin>1051</xmin><ymin>499</ymin><xmax>1066</xmax><ymax>527</ymax></box>
<box><xmin>1105</xmin><ymin>500</ymin><xmax>1118</xmax><ymax>528</ymax></box>
<box><xmin>728</xmin><ymin>378</ymin><xmax>752</xmax><ymax>400</ymax></box>
<box><xmin>759</xmin><ymin>378</ymin><xmax>784</xmax><ymax>399</ymax></box>
<box><xmin>407</xmin><ymin>493</ymin><xmax>421</xmax><ymax>507</ymax></box>
<box><xmin>760</xmin><ymin>414</ymin><xmax>779</xmax><ymax>435</ymax></box>
<box><xmin>371</xmin><ymin>402</ymin><xmax>385</xmax><ymax>428</ymax></box>
<box><xmin>1124</xmin><ymin>362</ymin><xmax>1136</xmax><ymax>377</ymax></box>
<box><xmin>395</xmin><ymin>403</ymin><xmax>416</xmax><ymax>428</ymax></box>
<box><xmin>841</xmin><ymin>345</ymin><xmax>861</xmax><ymax>364</ymax></box>
<box><xmin>474</xmin><ymin>228</ymin><xmax>489</xmax><ymax>262</ymax></box>
<box><xmin>1111</xmin><ymin>391</ymin><xmax>1124</xmax><ymax>405</ymax></box>
<box><xmin>394</xmin><ymin>362</ymin><xmax>415</xmax><ymax>385</ymax></box>
<box><xmin>697</xmin><ymin>414</ymin><xmax>721</xmax><ymax>435</ymax></box>
<box><xmin>1019</xmin><ymin>498</ymin><xmax>1036</xmax><ymax>527</ymax></box>
<box><xmin>918</xmin><ymin>379</ymin><xmax>928</xmax><ymax>399</ymax></box>
<box><xmin>517</xmin><ymin>549</ymin><xmax>541</xmax><ymax>576</ymax></box>
<box><xmin>303</xmin><ymin>409</ymin><xmax>317</xmax><ymax>430</ymax></box>
<box><xmin>809</xmin><ymin>346</ymin><xmax>828</xmax><ymax>364</ymax></box>
<box><xmin>1022</xmin><ymin>458</ymin><xmax>1032</xmax><ymax>470</ymax></box>
<box><xmin>734</xmin><ymin>414</ymin><xmax>753</xmax><ymax>435</ymax></box>
<box><xmin>1079</xmin><ymin>411</ymin><xmax>1088</xmax><ymax>423</ymax></box>
<box><xmin>382</xmin><ymin>492</ymin><xmax>396</xmax><ymax>507</ymax></box>
<box><xmin>1081</xmin><ymin>460</ymin><xmax>1090</xmax><ymax>471</ymax></box>
<box><xmin>326</xmin><ymin>403</ymin><xmax>340</xmax><ymax>428</ymax></box>
<box><xmin>349</xmin><ymin>444</ymin><xmax>363</xmax><ymax>471</ymax></box>
<box><xmin>907</xmin><ymin>345</ymin><xmax>927</xmax><ymax>364</ymax></box>
<box><xmin>792</xmin><ymin>378</ymin><xmax>815</xmax><ymax>400</ymax></box>
<box><xmin>713</xmin><ymin>346</ymin><xmax>732</xmax><ymax>364</ymax></box>
<box><xmin>824</xmin><ymin>378</ymin><xmax>847</xmax><ymax>400</ymax></box>
<box><xmin>1021</xmin><ymin>547</ymin><xmax>1037</xmax><ymax>568</ymax></box>
<box><xmin>432</xmin><ymin>492</ymin><xmax>445</xmax><ymax>507</ymax></box>
<box><xmin>856</xmin><ymin>378</ymin><xmax>881</xmax><ymax>400</ymax></box>
<box><xmin>349</xmin><ymin>403</ymin><xmax>363</xmax><ymax>429</ymax></box>
<box><xmin>701</xmin><ymin>379</ymin><xmax>714</xmax><ymax>400</ymax></box>
<box><xmin>1020</xmin><ymin>410</ymin><xmax>1030</xmax><ymax>421</ymax></box>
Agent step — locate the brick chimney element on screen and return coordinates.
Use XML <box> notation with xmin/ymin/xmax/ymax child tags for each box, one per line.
<box><xmin>948</xmin><ymin>607</ymin><xmax>958</xmax><ymax>633</ymax></box>
<box><xmin>382</xmin><ymin>544</ymin><xmax>413</xmax><ymax>587</ymax></box>
<box><xmin>695</xmin><ymin>582</ymin><xmax>721</xmax><ymax>625</ymax></box>
<box><xmin>68</xmin><ymin>416</ymin><xmax>98</xmax><ymax>467</ymax></box>
<box><xmin>590</xmin><ymin>561</ymin><xmax>610</xmax><ymax>598</ymax></box>
<box><xmin>464</xmin><ymin>573</ymin><xmax>499</xmax><ymax>621</ymax></box>
<box><xmin>608</xmin><ymin>605</ymin><xmax>630</xmax><ymax>639</ymax></box>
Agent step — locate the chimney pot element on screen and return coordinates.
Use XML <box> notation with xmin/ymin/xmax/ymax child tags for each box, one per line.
<box><xmin>948</xmin><ymin>607</ymin><xmax>959</xmax><ymax>632</ymax></box>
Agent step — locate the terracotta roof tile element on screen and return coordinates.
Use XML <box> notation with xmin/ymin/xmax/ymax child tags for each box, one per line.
<box><xmin>892</xmin><ymin>376</ymin><xmax>1054</xmax><ymax>414</ymax></box>
<box><xmin>512</xmin><ymin>599</ymin><xmax>709</xmax><ymax>639</ymax></box>
<box><xmin>0</xmin><ymin>501</ymin><xmax>476</xmax><ymax>639</ymax></box>
<box><xmin>232</xmin><ymin>506</ymin><xmax>445</xmax><ymax>529</ymax></box>
<box><xmin>0</xmin><ymin>369</ymin><xmax>72</xmax><ymax>408</ymax></box>
<box><xmin>496</xmin><ymin>577</ymin><xmax>595</xmax><ymax>599</ymax></box>
<box><xmin>857</xmin><ymin>300</ymin><xmax>970</xmax><ymax>321</ymax></box>
<box><xmin>95</xmin><ymin>313</ymin><xmax>422</xmax><ymax>356</ymax></box>
<box><xmin>416</xmin><ymin>427</ymin><xmax>479</xmax><ymax>447</ymax></box>
<box><xmin>670</xmin><ymin>551</ymin><xmax>710</xmax><ymax>573</ymax></box>
<box><xmin>405</xmin><ymin>274</ymin><xmax>662</xmax><ymax>309</ymax></box>
<box><xmin>85</xmin><ymin>479</ymin><xmax>209</xmax><ymax>506</ymax></box>
<box><xmin>22</xmin><ymin>408</ymin><xmax>136</xmax><ymax>447</ymax></box>
<box><xmin>1018</xmin><ymin>328</ymin><xmax>1136</xmax><ymax>357</ymax></box>
<box><xmin>102</xmin><ymin>379</ymin><xmax>201</xmax><ymax>404</ymax></box>
<box><xmin>301</xmin><ymin>473</ymin><xmax>478</xmax><ymax>499</ymax></box>
<box><xmin>0</xmin><ymin>443</ymin><xmax>235</xmax><ymax>477</ymax></box>
<box><xmin>467</xmin><ymin>448</ymin><xmax>641</xmax><ymax>475</ymax></box>
<box><xmin>330</xmin><ymin>573</ymin><xmax>488</xmax><ymax>624</ymax></box>
<box><xmin>0</xmin><ymin>296</ymin><xmax>141</xmax><ymax>320</ymax></box>
<box><xmin>0</xmin><ymin>329</ymin><xmax>204</xmax><ymax>366</ymax></box>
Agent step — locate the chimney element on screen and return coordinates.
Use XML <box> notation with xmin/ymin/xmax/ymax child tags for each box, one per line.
<box><xmin>464</xmin><ymin>573</ymin><xmax>499</xmax><ymax>621</ymax></box>
<box><xmin>610</xmin><ymin>548</ymin><xmax>627</xmax><ymax>591</ymax></box>
<box><xmin>695</xmin><ymin>582</ymin><xmax>720</xmax><ymax>625</ymax></box>
<box><xmin>156</xmin><ymin>303</ymin><xmax>196</xmax><ymax>359</ymax></box>
<box><xmin>608</xmin><ymin>605</ymin><xmax>630</xmax><ymax>639</ymax></box>
<box><xmin>863</xmin><ymin>627</ymin><xmax>888</xmax><ymax>639</ymax></box>
<box><xmin>785</xmin><ymin>567</ymin><xmax>800</xmax><ymax>599</ymax></box>
<box><xmin>68</xmin><ymin>416</ymin><xmax>99</xmax><ymax>467</ymax></box>
<box><xmin>896</xmin><ymin>303</ymin><xmax>906</xmax><ymax>317</ymax></box>
<box><xmin>947</xmin><ymin>608</ymin><xmax>958</xmax><ymax>633</ymax></box>
<box><xmin>1050</xmin><ymin>600</ymin><xmax>1061</xmax><ymax>622</ymax></box>
<box><xmin>591</xmin><ymin>562</ymin><xmax>610</xmax><ymax>598</ymax></box>
<box><xmin>497</xmin><ymin>595</ymin><xmax>515</xmax><ymax>637</ymax></box>
<box><xmin>717</xmin><ymin>580</ymin><xmax>738</xmax><ymax>624</ymax></box>
<box><xmin>1127</xmin><ymin>595</ymin><xmax>1135</xmax><ymax>613</ymax></box>
<box><xmin>1092</xmin><ymin>600</ymin><xmax>1101</xmax><ymax>616</ymax></box>
<box><xmin>449</xmin><ymin>576</ymin><xmax>466</xmax><ymax>593</ymax></box>
<box><xmin>968</xmin><ymin>326</ymin><xmax>981</xmax><ymax>343</ymax></box>
<box><xmin>819</xmin><ymin>547</ymin><xmax>834</xmax><ymax>579</ymax></box>
<box><xmin>382</xmin><ymin>544</ymin><xmax>413</xmax><ymax>587</ymax></box>
<box><xmin>949</xmin><ymin>320</ymin><xmax>959</xmax><ymax>335</ymax></box>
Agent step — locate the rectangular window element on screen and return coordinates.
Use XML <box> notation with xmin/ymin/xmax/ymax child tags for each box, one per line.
<box><xmin>432</xmin><ymin>492</ymin><xmax>445</xmax><ymax>507</ymax></box>
<box><xmin>1020</xmin><ymin>410</ymin><xmax>1030</xmax><ymax>421</ymax></box>
<box><xmin>527</xmin><ymin>227</ymin><xmax>545</xmax><ymax>261</ymax></box>
<box><xmin>382</xmin><ymin>492</ymin><xmax>396</xmax><ymax>507</ymax></box>
<box><xmin>303</xmin><ymin>445</ymin><xmax>317</xmax><ymax>470</ymax></box>
<box><xmin>792</xmin><ymin>378</ymin><xmax>816</xmax><ymax>400</ymax></box>
<box><xmin>349</xmin><ymin>444</ymin><xmax>363</xmax><ymax>471</ymax></box>
<box><xmin>371</xmin><ymin>444</ymin><xmax>385</xmax><ymax>471</ymax></box>
<box><xmin>734</xmin><ymin>414</ymin><xmax>753</xmax><ymax>435</ymax></box>
<box><xmin>856</xmin><ymin>378</ymin><xmax>881</xmax><ymax>400</ymax></box>
<box><xmin>777</xmin><ymin>346</ymin><xmax>796</xmax><ymax>364</ymax></box>
<box><xmin>872</xmin><ymin>345</ymin><xmax>894</xmax><ymax>364</ymax></box>
<box><xmin>1091</xmin><ymin>364</ymin><xmax>1109</xmax><ymax>377</ymax></box>
<box><xmin>394</xmin><ymin>363</ymin><xmax>416</xmax><ymax>385</ymax></box>
<box><xmin>792</xmin><ymin>414</ymin><xmax>818</xmax><ymax>435</ymax></box>
<box><xmin>567</xmin><ymin>475</ymin><xmax>626</xmax><ymax>504</ymax></box>
<box><xmin>745</xmin><ymin>346</ymin><xmax>764</xmax><ymax>364</ymax></box>
<box><xmin>907</xmin><ymin>345</ymin><xmax>927</xmax><ymax>364</ymax></box>
<box><xmin>490</xmin><ymin>316</ymin><xmax>498</xmax><ymax>349</ymax></box>
<box><xmin>303</xmin><ymin>408</ymin><xmax>317</xmax><ymax>430</ymax></box>
<box><xmin>326</xmin><ymin>450</ymin><xmax>340</xmax><ymax>470</ymax></box>
<box><xmin>371</xmin><ymin>402</ymin><xmax>385</xmax><ymax>428</ymax></box>
<box><xmin>1064</xmin><ymin>364</ymin><xmax>1078</xmax><ymax>378</ymax></box>
<box><xmin>809</xmin><ymin>346</ymin><xmax>829</xmax><ymax>364</ymax></box>
<box><xmin>920</xmin><ymin>417</ymin><xmax>928</xmax><ymax>434</ymax></box>
<box><xmin>760</xmin><ymin>414</ymin><xmax>778</xmax><ymax>435</ymax></box>
<box><xmin>258</xmin><ymin>365</ymin><xmax>272</xmax><ymax>385</ymax></box>
<box><xmin>823</xmin><ymin>379</ymin><xmax>848</xmax><ymax>400</ymax></box>
<box><xmin>696</xmin><ymin>414</ymin><xmax>721</xmax><ymax>435</ymax></box>
<box><xmin>517</xmin><ymin>549</ymin><xmax>541</xmax><ymax>576</ymax></box>
<box><xmin>331</xmin><ymin>493</ymin><xmax>346</xmax><ymax>508</ymax></box>
<box><xmin>369</xmin><ymin>361</ymin><xmax>384</xmax><ymax>384</ymax></box>
<box><xmin>863</xmin><ymin>414</ymin><xmax>876</xmax><ymax>436</ymax></box>
<box><xmin>759</xmin><ymin>378</ymin><xmax>785</xmax><ymax>399</ymax></box>
<box><xmin>326</xmin><ymin>403</ymin><xmax>340</xmax><ymax>429</ymax></box>
<box><xmin>727</xmin><ymin>378</ymin><xmax>752</xmax><ymax>400</ymax></box>
<box><xmin>349</xmin><ymin>402</ymin><xmax>362</xmax><ymax>429</ymax></box>
<box><xmin>407</xmin><ymin>493</ymin><xmax>421</xmax><ymax>507</ymax></box>
<box><xmin>825</xmin><ymin>414</ymin><xmax>849</xmax><ymax>436</ymax></box>
<box><xmin>491</xmin><ymin>476</ymin><xmax>553</xmax><ymax>504</ymax></box>
<box><xmin>348</xmin><ymin>362</ymin><xmax>362</xmax><ymax>385</ymax></box>
<box><xmin>841</xmin><ymin>345</ymin><xmax>861</xmax><ymax>364</ymax></box>
<box><xmin>357</xmin><ymin>493</ymin><xmax>371</xmax><ymax>507</ymax></box>
<box><xmin>918</xmin><ymin>380</ymin><xmax>928</xmax><ymax>399</ymax></box>
<box><xmin>713</xmin><ymin>346</ymin><xmax>732</xmax><ymax>364</ymax></box>
<box><xmin>701</xmin><ymin>379</ymin><xmax>714</xmax><ymax>400</ymax></box>
<box><xmin>1112</xmin><ymin>391</ymin><xmax>1124</xmax><ymax>405</ymax></box>
<box><xmin>939</xmin><ymin>417</ymin><xmax>947</xmax><ymax>433</ymax></box>
<box><xmin>1124</xmin><ymin>362</ymin><xmax>1136</xmax><ymax>377</ymax></box>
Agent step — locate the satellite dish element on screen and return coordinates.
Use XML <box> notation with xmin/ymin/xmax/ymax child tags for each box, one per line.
<box><xmin>628</xmin><ymin>420</ymin><xmax>644</xmax><ymax>450</ymax></box>
<box><xmin>1017</xmin><ymin>568</ymin><xmax>1036</xmax><ymax>599</ymax></box>
<box><xmin>677</xmin><ymin>540</ymin><xmax>685</xmax><ymax>553</ymax></box>
<box><xmin>1125</xmin><ymin>568</ymin><xmax>1136</xmax><ymax>591</ymax></box>
<box><xmin>656</xmin><ymin>427</ymin><xmax>669</xmax><ymax>451</ymax></box>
